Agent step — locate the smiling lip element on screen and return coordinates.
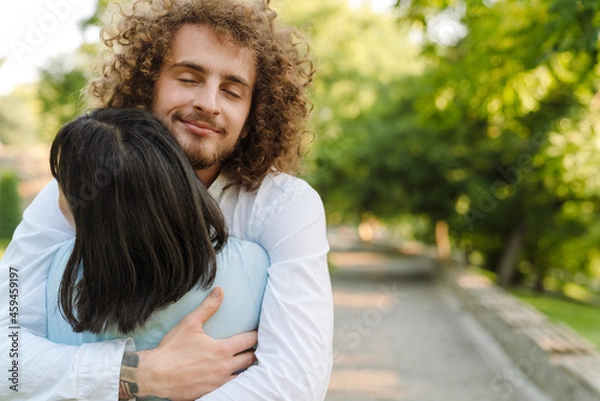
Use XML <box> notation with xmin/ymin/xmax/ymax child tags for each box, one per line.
<box><xmin>180</xmin><ymin>120</ymin><xmax>222</xmax><ymax>137</ymax></box>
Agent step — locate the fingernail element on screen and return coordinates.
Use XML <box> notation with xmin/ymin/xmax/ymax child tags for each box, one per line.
<box><xmin>210</xmin><ymin>287</ymin><xmax>222</xmax><ymax>297</ymax></box>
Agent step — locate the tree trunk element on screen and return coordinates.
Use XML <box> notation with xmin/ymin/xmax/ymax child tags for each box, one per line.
<box><xmin>533</xmin><ymin>274</ymin><xmax>545</xmax><ymax>293</ymax></box>
<box><xmin>435</xmin><ymin>220</ymin><xmax>451</xmax><ymax>262</ymax></box>
<box><xmin>533</xmin><ymin>261</ymin><xmax>549</xmax><ymax>293</ymax></box>
<box><xmin>497</xmin><ymin>225</ymin><xmax>527</xmax><ymax>288</ymax></box>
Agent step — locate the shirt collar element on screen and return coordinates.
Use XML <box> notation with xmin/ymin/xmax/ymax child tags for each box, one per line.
<box><xmin>208</xmin><ymin>172</ymin><xmax>228</xmax><ymax>198</ymax></box>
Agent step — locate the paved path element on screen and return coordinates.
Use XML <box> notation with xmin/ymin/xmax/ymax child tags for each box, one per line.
<box><xmin>325</xmin><ymin>232</ymin><xmax>551</xmax><ymax>401</ymax></box>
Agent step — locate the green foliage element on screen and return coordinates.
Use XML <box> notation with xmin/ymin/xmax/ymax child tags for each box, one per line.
<box><xmin>0</xmin><ymin>85</ymin><xmax>42</xmax><ymax>145</ymax></box>
<box><xmin>275</xmin><ymin>0</ymin><xmax>425</xmax><ymax>223</ymax></box>
<box><xmin>82</xmin><ymin>0</ymin><xmax>117</xmax><ymax>28</ymax></box>
<box><xmin>0</xmin><ymin>238</ymin><xmax>9</xmax><ymax>259</ymax></box>
<box><xmin>0</xmin><ymin>6</ymin><xmax>97</xmax><ymax>145</ymax></box>
<box><xmin>305</xmin><ymin>0</ymin><xmax>600</xmax><ymax>291</ymax></box>
<box><xmin>0</xmin><ymin>170</ymin><xmax>22</xmax><ymax>240</ymax></box>
<box><xmin>37</xmin><ymin>57</ymin><xmax>89</xmax><ymax>141</ymax></box>
<box><xmin>390</xmin><ymin>0</ymin><xmax>600</xmax><ymax>288</ymax></box>
<box><xmin>35</xmin><ymin>1</ymin><xmax>104</xmax><ymax>142</ymax></box>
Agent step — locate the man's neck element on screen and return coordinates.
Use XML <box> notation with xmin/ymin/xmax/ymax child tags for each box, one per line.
<box><xmin>196</xmin><ymin>165</ymin><xmax>221</xmax><ymax>188</ymax></box>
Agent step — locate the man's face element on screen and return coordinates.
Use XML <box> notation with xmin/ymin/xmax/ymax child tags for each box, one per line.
<box><xmin>152</xmin><ymin>24</ymin><xmax>256</xmax><ymax>179</ymax></box>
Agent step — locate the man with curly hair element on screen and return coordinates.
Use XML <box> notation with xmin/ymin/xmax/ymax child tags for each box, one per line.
<box><xmin>0</xmin><ymin>0</ymin><xmax>333</xmax><ymax>400</ymax></box>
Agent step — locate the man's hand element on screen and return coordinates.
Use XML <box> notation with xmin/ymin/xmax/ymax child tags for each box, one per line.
<box><xmin>119</xmin><ymin>287</ymin><xmax>258</xmax><ymax>401</ymax></box>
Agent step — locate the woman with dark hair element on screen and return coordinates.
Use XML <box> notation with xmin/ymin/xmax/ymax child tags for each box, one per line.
<box><xmin>1</xmin><ymin>1</ymin><xmax>333</xmax><ymax>399</ymax></box>
<box><xmin>45</xmin><ymin>108</ymin><xmax>268</xmax><ymax>350</ymax></box>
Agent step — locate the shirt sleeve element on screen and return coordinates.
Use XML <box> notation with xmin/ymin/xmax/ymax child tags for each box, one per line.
<box><xmin>0</xmin><ymin>180</ymin><xmax>133</xmax><ymax>400</ymax></box>
<box><xmin>200</xmin><ymin>182</ymin><xmax>334</xmax><ymax>401</ymax></box>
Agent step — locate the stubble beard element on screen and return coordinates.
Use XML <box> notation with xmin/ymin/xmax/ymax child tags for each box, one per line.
<box><xmin>181</xmin><ymin>143</ymin><xmax>235</xmax><ymax>171</ymax></box>
<box><xmin>168</xmin><ymin>110</ymin><xmax>236</xmax><ymax>171</ymax></box>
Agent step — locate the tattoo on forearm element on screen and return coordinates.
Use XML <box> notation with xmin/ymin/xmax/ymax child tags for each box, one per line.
<box><xmin>119</xmin><ymin>352</ymin><xmax>140</xmax><ymax>400</ymax></box>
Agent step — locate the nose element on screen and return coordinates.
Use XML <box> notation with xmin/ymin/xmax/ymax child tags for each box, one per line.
<box><xmin>193</xmin><ymin>83</ymin><xmax>220</xmax><ymax>116</ymax></box>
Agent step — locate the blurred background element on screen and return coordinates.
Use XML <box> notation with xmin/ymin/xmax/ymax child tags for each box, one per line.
<box><xmin>1</xmin><ymin>0</ymin><xmax>600</xmax><ymax>399</ymax></box>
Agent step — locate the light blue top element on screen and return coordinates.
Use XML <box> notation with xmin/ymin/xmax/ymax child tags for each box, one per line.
<box><xmin>46</xmin><ymin>237</ymin><xmax>269</xmax><ymax>350</ymax></box>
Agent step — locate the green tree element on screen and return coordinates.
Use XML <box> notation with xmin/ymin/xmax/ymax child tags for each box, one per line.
<box><xmin>37</xmin><ymin>57</ymin><xmax>89</xmax><ymax>141</ymax></box>
<box><xmin>308</xmin><ymin>0</ymin><xmax>600</xmax><ymax>292</ymax></box>
<box><xmin>398</xmin><ymin>1</ymin><xmax>600</xmax><ymax>288</ymax></box>
<box><xmin>82</xmin><ymin>0</ymin><xmax>115</xmax><ymax>28</ymax></box>
<box><xmin>35</xmin><ymin>0</ymin><xmax>108</xmax><ymax>141</ymax></box>
<box><xmin>275</xmin><ymin>0</ymin><xmax>424</xmax><ymax>224</ymax></box>
<box><xmin>0</xmin><ymin>85</ymin><xmax>43</xmax><ymax>145</ymax></box>
<box><xmin>391</xmin><ymin>0</ymin><xmax>600</xmax><ymax>290</ymax></box>
<box><xmin>0</xmin><ymin>170</ymin><xmax>22</xmax><ymax>240</ymax></box>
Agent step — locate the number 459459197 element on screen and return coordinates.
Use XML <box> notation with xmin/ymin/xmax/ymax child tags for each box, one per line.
<box><xmin>8</xmin><ymin>267</ymin><xmax>18</xmax><ymax>324</ymax></box>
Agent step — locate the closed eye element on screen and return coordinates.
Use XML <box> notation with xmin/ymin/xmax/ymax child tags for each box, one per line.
<box><xmin>223</xmin><ymin>89</ymin><xmax>241</xmax><ymax>99</ymax></box>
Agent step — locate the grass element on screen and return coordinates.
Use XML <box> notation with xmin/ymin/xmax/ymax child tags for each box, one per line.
<box><xmin>464</xmin><ymin>266</ymin><xmax>600</xmax><ymax>349</ymax></box>
<box><xmin>510</xmin><ymin>288</ymin><xmax>600</xmax><ymax>349</ymax></box>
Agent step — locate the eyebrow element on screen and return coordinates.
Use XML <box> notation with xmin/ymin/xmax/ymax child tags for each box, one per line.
<box><xmin>172</xmin><ymin>61</ymin><xmax>252</xmax><ymax>89</ymax></box>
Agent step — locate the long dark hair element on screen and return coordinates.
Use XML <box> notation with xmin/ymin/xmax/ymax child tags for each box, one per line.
<box><xmin>50</xmin><ymin>107</ymin><xmax>227</xmax><ymax>334</ymax></box>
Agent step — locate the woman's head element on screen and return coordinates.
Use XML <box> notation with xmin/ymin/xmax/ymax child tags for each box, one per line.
<box><xmin>50</xmin><ymin>107</ymin><xmax>226</xmax><ymax>334</ymax></box>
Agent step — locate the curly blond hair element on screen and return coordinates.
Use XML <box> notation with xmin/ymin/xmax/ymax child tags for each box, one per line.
<box><xmin>86</xmin><ymin>0</ymin><xmax>314</xmax><ymax>190</ymax></box>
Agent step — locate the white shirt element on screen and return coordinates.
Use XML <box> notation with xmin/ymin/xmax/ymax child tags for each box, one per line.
<box><xmin>0</xmin><ymin>172</ymin><xmax>333</xmax><ymax>401</ymax></box>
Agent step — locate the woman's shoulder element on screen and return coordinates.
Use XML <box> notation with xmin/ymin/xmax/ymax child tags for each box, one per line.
<box><xmin>49</xmin><ymin>237</ymin><xmax>76</xmax><ymax>272</ymax></box>
<box><xmin>217</xmin><ymin>237</ymin><xmax>270</xmax><ymax>271</ymax></box>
